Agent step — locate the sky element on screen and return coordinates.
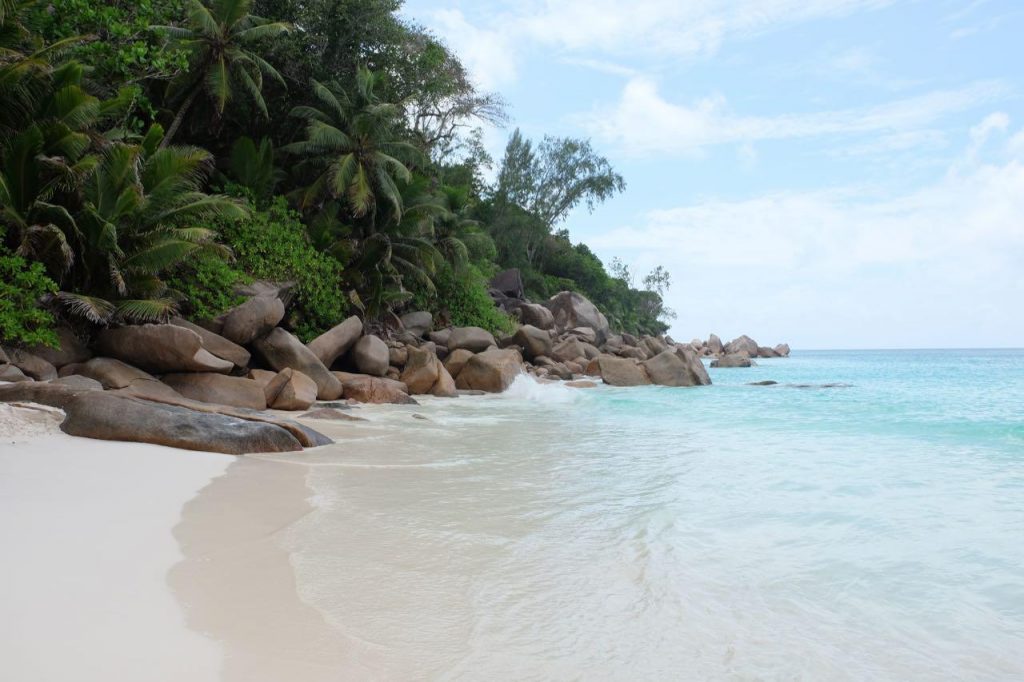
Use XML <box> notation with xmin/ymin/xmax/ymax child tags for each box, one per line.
<box><xmin>401</xmin><ymin>0</ymin><xmax>1024</xmax><ymax>349</ymax></box>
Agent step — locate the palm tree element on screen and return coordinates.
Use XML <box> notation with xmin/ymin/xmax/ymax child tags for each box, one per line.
<box><xmin>284</xmin><ymin>68</ymin><xmax>422</xmax><ymax>220</ymax></box>
<box><xmin>153</xmin><ymin>0</ymin><xmax>291</xmax><ymax>146</ymax></box>
<box><xmin>60</xmin><ymin>124</ymin><xmax>247</xmax><ymax>323</ymax></box>
<box><xmin>427</xmin><ymin>184</ymin><xmax>494</xmax><ymax>270</ymax></box>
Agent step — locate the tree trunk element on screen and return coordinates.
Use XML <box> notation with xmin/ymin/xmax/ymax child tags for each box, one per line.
<box><xmin>160</xmin><ymin>88</ymin><xmax>200</xmax><ymax>149</ymax></box>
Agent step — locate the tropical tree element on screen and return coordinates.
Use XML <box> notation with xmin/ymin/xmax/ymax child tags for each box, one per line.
<box><xmin>284</xmin><ymin>68</ymin><xmax>421</xmax><ymax>221</ymax></box>
<box><xmin>60</xmin><ymin>124</ymin><xmax>247</xmax><ymax>323</ymax></box>
<box><xmin>154</xmin><ymin>0</ymin><xmax>291</xmax><ymax>146</ymax></box>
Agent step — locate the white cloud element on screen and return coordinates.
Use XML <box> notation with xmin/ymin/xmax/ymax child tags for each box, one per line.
<box><xmin>576</xmin><ymin>77</ymin><xmax>1009</xmax><ymax>156</ymax></box>
<box><xmin>588</xmin><ymin>119</ymin><xmax>1024</xmax><ymax>348</ymax></box>
<box><xmin>429</xmin><ymin>9</ymin><xmax>519</xmax><ymax>89</ymax></box>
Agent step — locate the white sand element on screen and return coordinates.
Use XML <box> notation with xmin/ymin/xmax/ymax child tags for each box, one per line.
<box><xmin>0</xmin><ymin>403</ymin><xmax>231</xmax><ymax>682</ymax></box>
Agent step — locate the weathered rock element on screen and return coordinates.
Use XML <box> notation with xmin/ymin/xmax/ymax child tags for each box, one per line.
<box><xmin>220</xmin><ymin>296</ymin><xmax>285</xmax><ymax>345</ymax></box>
<box><xmin>448</xmin><ymin>326</ymin><xmax>496</xmax><ymax>353</ymax></box>
<box><xmin>0</xmin><ymin>364</ymin><xmax>32</xmax><ymax>382</ymax></box>
<box><xmin>26</xmin><ymin>327</ymin><xmax>91</xmax><ymax>368</ymax></box>
<box><xmin>515</xmin><ymin>302</ymin><xmax>555</xmax><ymax>330</ymax></box>
<box><xmin>253</xmin><ymin>328</ymin><xmax>343</xmax><ymax>399</ymax></box>
<box><xmin>385</xmin><ymin>366</ymin><xmax>401</xmax><ymax>382</ymax></box>
<box><xmin>641</xmin><ymin>349</ymin><xmax>711</xmax><ymax>387</ymax></box>
<box><xmin>302</xmin><ymin>407</ymin><xmax>367</xmax><ymax>422</ymax></box>
<box><xmin>490</xmin><ymin>268</ymin><xmax>525</xmax><ymax>299</ymax></box>
<box><xmin>0</xmin><ymin>380</ymin><xmax>100</xmax><ymax>408</ymax></box>
<box><xmin>455</xmin><ymin>348</ymin><xmax>522</xmax><ymax>393</ymax></box>
<box><xmin>388</xmin><ymin>346</ymin><xmax>409</xmax><ymax>367</ymax></box>
<box><xmin>306</xmin><ymin>316</ymin><xmax>362</xmax><ymax>367</ymax></box>
<box><xmin>774</xmin><ymin>343</ymin><xmax>791</xmax><ymax>357</ymax></box>
<box><xmin>0</xmin><ymin>347</ymin><xmax>7</xmax><ymax>364</ymax></box>
<box><xmin>566</xmin><ymin>380</ymin><xmax>598</xmax><ymax>389</ymax></box>
<box><xmin>95</xmin><ymin>324</ymin><xmax>233</xmax><ymax>375</ymax></box>
<box><xmin>400</xmin><ymin>311</ymin><xmax>433</xmax><ymax>338</ymax></box>
<box><xmin>60</xmin><ymin>357</ymin><xmax>182</xmax><ymax>399</ymax></box>
<box><xmin>567</xmin><ymin>327</ymin><xmax>598</xmax><ymax>345</ymax></box>
<box><xmin>617</xmin><ymin>345</ymin><xmax>647</xmax><ymax>361</ymax></box>
<box><xmin>595</xmin><ymin>355</ymin><xmax>651</xmax><ymax>387</ymax></box>
<box><xmin>247</xmin><ymin>368</ymin><xmax>278</xmax><ymax>387</ymax></box>
<box><xmin>401</xmin><ymin>346</ymin><xmax>441</xmax><ymax>394</ymax></box>
<box><xmin>551</xmin><ymin>337</ymin><xmax>586</xmax><ymax>363</ymax></box>
<box><xmin>621</xmin><ymin>333</ymin><xmax>639</xmax><ymax>347</ymax></box>
<box><xmin>162</xmin><ymin>373</ymin><xmax>268</xmax><ymax>410</ymax></box>
<box><xmin>640</xmin><ymin>337</ymin><xmax>668</xmax><ymax>358</ymax></box>
<box><xmin>564</xmin><ymin>360</ymin><xmax>584</xmax><ymax>375</ymax></box>
<box><xmin>707</xmin><ymin>334</ymin><xmax>723</xmax><ymax>355</ymax></box>
<box><xmin>579</xmin><ymin>342</ymin><xmax>601</xmax><ymax>360</ymax></box>
<box><xmin>263</xmin><ymin>368</ymin><xmax>318</xmax><ymax>411</ymax></box>
<box><xmin>51</xmin><ymin>374</ymin><xmax>104</xmax><ymax>391</ymax></box>
<box><xmin>443</xmin><ymin>348</ymin><xmax>474</xmax><ymax>380</ymax></box>
<box><xmin>4</xmin><ymin>348</ymin><xmax>58</xmax><ymax>381</ymax></box>
<box><xmin>60</xmin><ymin>392</ymin><xmax>303</xmax><ymax>455</ymax></box>
<box><xmin>544</xmin><ymin>291</ymin><xmax>610</xmax><ymax>342</ymax></box>
<box><xmin>757</xmin><ymin>346</ymin><xmax>780</xmax><ymax>358</ymax></box>
<box><xmin>513</xmin><ymin>325</ymin><xmax>552</xmax><ymax>361</ymax></box>
<box><xmin>350</xmin><ymin>334</ymin><xmax>389</xmax><ymax>376</ymax></box>
<box><xmin>170</xmin><ymin>317</ymin><xmax>251</xmax><ymax>368</ymax></box>
<box><xmin>335</xmin><ymin>372</ymin><xmax>417</xmax><ymax>405</ymax></box>
<box><xmin>431</xmin><ymin>363</ymin><xmax>458</xmax><ymax>398</ymax></box>
<box><xmin>428</xmin><ymin>329</ymin><xmax>452</xmax><ymax>347</ymax></box>
<box><xmin>710</xmin><ymin>353</ymin><xmax>753</xmax><ymax>368</ymax></box>
<box><xmin>724</xmin><ymin>335</ymin><xmax>758</xmax><ymax>357</ymax></box>
<box><xmin>584</xmin><ymin>357</ymin><xmax>601</xmax><ymax>376</ymax></box>
<box><xmin>749</xmin><ymin>380</ymin><xmax>779</xmax><ymax>386</ymax></box>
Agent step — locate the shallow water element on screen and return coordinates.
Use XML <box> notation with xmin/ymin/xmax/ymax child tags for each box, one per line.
<box><xmin>281</xmin><ymin>350</ymin><xmax>1024</xmax><ymax>680</ymax></box>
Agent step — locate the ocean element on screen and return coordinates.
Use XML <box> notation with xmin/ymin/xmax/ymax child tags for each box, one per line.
<box><xmin>276</xmin><ymin>350</ymin><xmax>1024</xmax><ymax>680</ymax></box>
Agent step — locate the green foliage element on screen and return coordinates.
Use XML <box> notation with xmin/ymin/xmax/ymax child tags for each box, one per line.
<box><xmin>0</xmin><ymin>248</ymin><xmax>58</xmax><ymax>347</ymax></box>
<box><xmin>217</xmin><ymin>194</ymin><xmax>347</xmax><ymax>341</ymax></box>
<box><xmin>411</xmin><ymin>263</ymin><xmax>514</xmax><ymax>336</ymax></box>
<box><xmin>165</xmin><ymin>254</ymin><xmax>248</xmax><ymax>321</ymax></box>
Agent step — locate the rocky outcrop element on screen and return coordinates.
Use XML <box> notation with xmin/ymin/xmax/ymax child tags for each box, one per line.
<box><xmin>710</xmin><ymin>353</ymin><xmax>753</xmax><ymax>368</ymax></box>
<box><xmin>161</xmin><ymin>373</ymin><xmax>268</xmax><ymax>410</ymax></box>
<box><xmin>400</xmin><ymin>311</ymin><xmax>433</xmax><ymax>338</ymax></box>
<box><xmin>707</xmin><ymin>334</ymin><xmax>723</xmax><ymax>355</ymax></box>
<box><xmin>400</xmin><ymin>347</ymin><xmax>458</xmax><ymax>397</ymax></box>
<box><xmin>455</xmin><ymin>348</ymin><xmax>522</xmax><ymax>392</ymax></box>
<box><xmin>448</xmin><ymin>326</ymin><xmax>496</xmax><ymax>353</ymax></box>
<box><xmin>263</xmin><ymin>368</ymin><xmax>318</xmax><ymax>411</ymax></box>
<box><xmin>724</xmin><ymin>335</ymin><xmax>758</xmax><ymax>357</ymax></box>
<box><xmin>3</xmin><ymin>348</ymin><xmax>57</xmax><ymax>381</ymax></box>
<box><xmin>60</xmin><ymin>357</ymin><xmax>182</xmax><ymax>399</ymax></box>
<box><xmin>26</xmin><ymin>327</ymin><xmax>91</xmax><ymax>368</ymax></box>
<box><xmin>59</xmin><ymin>392</ymin><xmax>305</xmax><ymax>455</ymax></box>
<box><xmin>550</xmin><ymin>337</ymin><xmax>586</xmax><ymax>364</ymax></box>
<box><xmin>595</xmin><ymin>355</ymin><xmax>651</xmax><ymax>387</ymax></box>
<box><xmin>95</xmin><ymin>324</ymin><xmax>233</xmax><ymax>375</ymax></box>
<box><xmin>253</xmin><ymin>328</ymin><xmax>343</xmax><ymax>400</ymax></box>
<box><xmin>0</xmin><ymin>364</ymin><xmax>30</xmax><ymax>382</ymax></box>
<box><xmin>51</xmin><ymin>374</ymin><xmax>104</xmax><ymax>390</ymax></box>
<box><xmin>544</xmin><ymin>291</ymin><xmax>610</xmax><ymax>342</ymax></box>
<box><xmin>443</xmin><ymin>348</ymin><xmax>474</xmax><ymax>380</ymax></box>
<box><xmin>170</xmin><ymin>317</ymin><xmax>251</xmax><ymax>368</ymax></box>
<box><xmin>306</xmin><ymin>316</ymin><xmax>362</xmax><ymax>367</ymax></box>
<box><xmin>774</xmin><ymin>343</ymin><xmax>791</xmax><ymax>357</ymax></box>
<box><xmin>334</xmin><ymin>372</ymin><xmax>417</xmax><ymax>404</ymax></box>
<box><xmin>757</xmin><ymin>346</ymin><xmax>780</xmax><ymax>358</ymax></box>
<box><xmin>513</xmin><ymin>325</ymin><xmax>553</xmax><ymax>361</ymax></box>
<box><xmin>220</xmin><ymin>296</ymin><xmax>285</xmax><ymax>345</ymax></box>
<box><xmin>350</xmin><ymin>334</ymin><xmax>389</xmax><ymax>376</ymax></box>
<box><xmin>641</xmin><ymin>348</ymin><xmax>710</xmax><ymax>387</ymax></box>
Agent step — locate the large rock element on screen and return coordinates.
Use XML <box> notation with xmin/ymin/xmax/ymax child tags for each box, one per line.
<box><xmin>641</xmin><ymin>349</ymin><xmax>711</xmax><ymax>387</ymax></box>
<box><xmin>443</xmin><ymin>348</ymin><xmax>474</xmax><ymax>380</ymax></box>
<box><xmin>710</xmin><ymin>353</ymin><xmax>753</xmax><ymax>368</ymax></box>
<box><xmin>220</xmin><ymin>296</ymin><xmax>285</xmax><ymax>345</ymax></box>
<box><xmin>51</xmin><ymin>375</ymin><xmax>103</xmax><ymax>390</ymax></box>
<box><xmin>59</xmin><ymin>392</ymin><xmax>303</xmax><ymax>455</ymax></box>
<box><xmin>513</xmin><ymin>325</ymin><xmax>552</xmax><ymax>361</ymax></box>
<box><xmin>161</xmin><ymin>373</ymin><xmax>268</xmax><ymax>410</ymax></box>
<box><xmin>334</xmin><ymin>372</ymin><xmax>416</xmax><ymax>405</ymax></box>
<box><xmin>707</xmin><ymin>334</ymin><xmax>723</xmax><ymax>355</ymax></box>
<box><xmin>170</xmin><ymin>317</ymin><xmax>250</xmax><ymax>368</ymax></box>
<box><xmin>757</xmin><ymin>346</ymin><xmax>780</xmax><ymax>358</ymax></box>
<box><xmin>306</xmin><ymin>315</ymin><xmax>362</xmax><ymax>367</ymax></box>
<box><xmin>253</xmin><ymin>328</ymin><xmax>343</xmax><ymax>399</ymax></box>
<box><xmin>448</xmin><ymin>326</ymin><xmax>496</xmax><ymax>353</ymax></box>
<box><xmin>428</xmin><ymin>329</ymin><xmax>452</xmax><ymax>347</ymax></box>
<box><xmin>544</xmin><ymin>291</ymin><xmax>610</xmax><ymax>342</ymax></box>
<box><xmin>774</xmin><ymin>343</ymin><xmax>791</xmax><ymax>357</ymax></box>
<box><xmin>263</xmin><ymin>368</ymin><xmax>318</xmax><ymax>411</ymax></box>
<box><xmin>350</xmin><ymin>334</ymin><xmax>389</xmax><ymax>376</ymax></box>
<box><xmin>400</xmin><ymin>311</ymin><xmax>433</xmax><ymax>338</ymax></box>
<box><xmin>639</xmin><ymin>337</ymin><xmax>668</xmax><ymax>358</ymax></box>
<box><xmin>431</xmin><ymin>364</ymin><xmax>457</xmax><ymax>398</ymax></box>
<box><xmin>60</xmin><ymin>357</ymin><xmax>183</xmax><ymax>400</ymax></box>
<box><xmin>26</xmin><ymin>326</ymin><xmax>91</xmax><ymax>368</ymax></box>
<box><xmin>724</xmin><ymin>335</ymin><xmax>758</xmax><ymax>357</ymax></box>
<box><xmin>0</xmin><ymin>364</ymin><xmax>32</xmax><ymax>382</ymax></box>
<box><xmin>400</xmin><ymin>346</ymin><xmax>440</xmax><ymax>394</ymax></box>
<box><xmin>0</xmin><ymin>380</ymin><xmax>101</xmax><ymax>409</ymax></box>
<box><xmin>595</xmin><ymin>355</ymin><xmax>651</xmax><ymax>387</ymax></box>
<box><xmin>490</xmin><ymin>268</ymin><xmax>525</xmax><ymax>299</ymax></box>
<box><xmin>567</xmin><ymin>327</ymin><xmax>598</xmax><ymax>345</ymax></box>
<box><xmin>3</xmin><ymin>348</ymin><xmax>57</xmax><ymax>381</ymax></box>
<box><xmin>454</xmin><ymin>348</ymin><xmax>522</xmax><ymax>393</ymax></box>
<box><xmin>515</xmin><ymin>302</ymin><xmax>555</xmax><ymax>330</ymax></box>
<box><xmin>95</xmin><ymin>324</ymin><xmax>233</xmax><ymax>375</ymax></box>
<box><xmin>551</xmin><ymin>337</ymin><xmax>586</xmax><ymax>363</ymax></box>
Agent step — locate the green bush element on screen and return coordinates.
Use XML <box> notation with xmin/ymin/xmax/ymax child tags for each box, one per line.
<box><xmin>412</xmin><ymin>264</ymin><xmax>515</xmax><ymax>336</ymax></box>
<box><xmin>0</xmin><ymin>251</ymin><xmax>59</xmax><ymax>348</ymax></box>
<box><xmin>218</xmin><ymin>196</ymin><xmax>348</xmax><ymax>341</ymax></box>
<box><xmin>166</xmin><ymin>255</ymin><xmax>249</xmax><ymax>322</ymax></box>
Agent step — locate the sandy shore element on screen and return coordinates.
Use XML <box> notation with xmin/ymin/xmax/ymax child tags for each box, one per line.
<box><xmin>0</xmin><ymin>403</ymin><xmax>231</xmax><ymax>681</ymax></box>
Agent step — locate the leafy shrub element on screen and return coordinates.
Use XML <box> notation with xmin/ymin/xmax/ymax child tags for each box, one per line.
<box><xmin>166</xmin><ymin>255</ymin><xmax>249</xmax><ymax>322</ymax></box>
<box><xmin>412</xmin><ymin>264</ymin><xmax>515</xmax><ymax>335</ymax></box>
<box><xmin>218</xmin><ymin>196</ymin><xmax>348</xmax><ymax>341</ymax></box>
<box><xmin>0</xmin><ymin>251</ymin><xmax>59</xmax><ymax>348</ymax></box>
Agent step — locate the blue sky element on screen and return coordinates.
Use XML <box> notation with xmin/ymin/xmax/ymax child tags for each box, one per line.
<box><xmin>402</xmin><ymin>0</ymin><xmax>1024</xmax><ymax>349</ymax></box>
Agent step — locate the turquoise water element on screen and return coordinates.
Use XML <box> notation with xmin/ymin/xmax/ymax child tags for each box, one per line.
<box><xmin>287</xmin><ymin>350</ymin><xmax>1024</xmax><ymax>680</ymax></box>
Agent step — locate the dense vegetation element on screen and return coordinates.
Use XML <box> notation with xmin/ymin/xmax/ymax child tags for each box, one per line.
<box><xmin>0</xmin><ymin>0</ymin><xmax>675</xmax><ymax>346</ymax></box>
